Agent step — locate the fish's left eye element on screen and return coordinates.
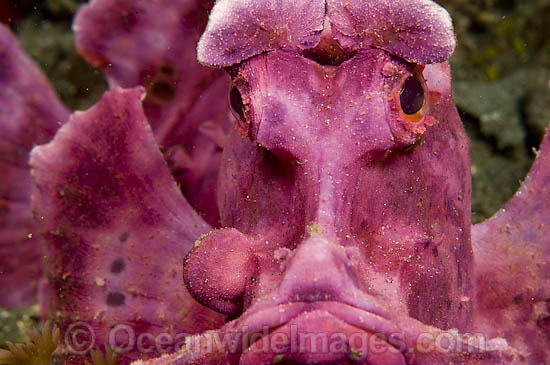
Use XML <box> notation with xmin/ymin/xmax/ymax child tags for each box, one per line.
<box><xmin>399</xmin><ymin>72</ymin><xmax>426</xmax><ymax>118</ymax></box>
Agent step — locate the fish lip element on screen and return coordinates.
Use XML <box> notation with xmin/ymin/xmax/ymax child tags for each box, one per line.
<box><xmin>224</xmin><ymin>299</ymin><xmax>406</xmax><ymax>358</ymax></box>
<box><xmin>241</xmin><ymin>289</ymin><xmax>393</xmax><ymax>323</ymax></box>
<box><xmin>231</xmin><ymin>300</ymin><xmax>400</xmax><ymax>334</ymax></box>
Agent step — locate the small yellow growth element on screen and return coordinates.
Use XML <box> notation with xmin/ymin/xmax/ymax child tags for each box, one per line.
<box><xmin>307</xmin><ymin>222</ymin><xmax>324</xmax><ymax>237</ymax></box>
<box><xmin>85</xmin><ymin>345</ymin><xmax>119</xmax><ymax>365</ymax></box>
<box><xmin>194</xmin><ymin>232</ymin><xmax>210</xmax><ymax>248</ymax></box>
<box><xmin>0</xmin><ymin>320</ymin><xmax>59</xmax><ymax>365</ymax></box>
<box><xmin>273</xmin><ymin>354</ymin><xmax>284</xmax><ymax>363</ymax></box>
<box><xmin>349</xmin><ymin>348</ymin><xmax>362</xmax><ymax>361</ymax></box>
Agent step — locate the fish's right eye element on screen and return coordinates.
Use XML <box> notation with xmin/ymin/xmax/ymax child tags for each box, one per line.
<box><xmin>230</xmin><ymin>86</ymin><xmax>245</xmax><ymax>120</ymax></box>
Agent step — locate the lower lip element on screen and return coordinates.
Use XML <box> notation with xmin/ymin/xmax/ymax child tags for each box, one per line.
<box><xmin>233</xmin><ymin>302</ymin><xmax>407</xmax><ymax>364</ymax></box>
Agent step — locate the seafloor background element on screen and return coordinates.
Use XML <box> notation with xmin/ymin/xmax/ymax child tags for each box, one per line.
<box><xmin>1</xmin><ymin>0</ymin><xmax>549</xmax><ymax>347</ymax></box>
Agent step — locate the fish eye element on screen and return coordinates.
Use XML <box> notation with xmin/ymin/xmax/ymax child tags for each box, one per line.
<box><xmin>399</xmin><ymin>73</ymin><xmax>426</xmax><ymax>118</ymax></box>
<box><xmin>229</xmin><ymin>86</ymin><xmax>245</xmax><ymax>120</ymax></box>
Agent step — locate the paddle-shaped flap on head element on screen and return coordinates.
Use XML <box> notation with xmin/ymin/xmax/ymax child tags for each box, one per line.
<box><xmin>327</xmin><ymin>0</ymin><xmax>456</xmax><ymax>64</ymax></box>
<box><xmin>198</xmin><ymin>0</ymin><xmax>456</xmax><ymax>67</ymax></box>
<box><xmin>197</xmin><ymin>0</ymin><xmax>325</xmax><ymax>67</ymax></box>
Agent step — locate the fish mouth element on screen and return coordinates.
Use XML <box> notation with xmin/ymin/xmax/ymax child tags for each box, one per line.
<box><xmin>223</xmin><ymin>300</ymin><xmax>409</xmax><ymax>364</ymax></box>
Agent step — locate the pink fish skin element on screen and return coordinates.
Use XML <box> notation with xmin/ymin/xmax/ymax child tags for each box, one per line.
<box><xmin>0</xmin><ymin>24</ymin><xmax>69</xmax><ymax>308</ymax></box>
<box><xmin>0</xmin><ymin>0</ymin><xmax>547</xmax><ymax>364</ymax></box>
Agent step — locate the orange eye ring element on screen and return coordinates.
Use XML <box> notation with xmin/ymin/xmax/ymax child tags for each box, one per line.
<box><xmin>398</xmin><ymin>68</ymin><xmax>428</xmax><ymax>123</ymax></box>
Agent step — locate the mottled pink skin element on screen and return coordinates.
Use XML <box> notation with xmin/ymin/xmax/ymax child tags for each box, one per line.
<box><xmin>179</xmin><ymin>49</ymin><xmax>480</xmax><ymax>363</ymax></box>
<box><xmin>30</xmin><ymin>87</ymin><xmax>224</xmax><ymax>364</ymax></box>
<box><xmin>0</xmin><ymin>0</ymin><xmax>544</xmax><ymax>364</ymax></box>
<box><xmin>178</xmin><ymin>0</ymin><xmax>546</xmax><ymax>363</ymax></box>
<box><xmin>472</xmin><ymin>132</ymin><xmax>550</xmax><ymax>364</ymax></box>
<box><xmin>218</xmin><ymin>52</ymin><xmax>471</xmax><ymax>324</ymax></box>
<box><xmin>1</xmin><ymin>0</ymin><xmax>231</xmax><ymax>308</ymax></box>
<box><xmin>0</xmin><ymin>24</ymin><xmax>69</xmax><ymax>308</ymax></box>
<box><xmin>74</xmin><ymin>0</ymin><xmax>233</xmax><ymax>227</ymax></box>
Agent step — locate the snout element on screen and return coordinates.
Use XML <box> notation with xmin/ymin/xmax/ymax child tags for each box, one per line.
<box><xmin>277</xmin><ymin>235</ymin><xmax>361</xmax><ymax>302</ymax></box>
<box><xmin>228</xmin><ymin>237</ymin><xmax>408</xmax><ymax>364</ymax></box>
<box><xmin>183</xmin><ymin>228</ymin><xmax>409</xmax><ymax>364</ymax></box>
